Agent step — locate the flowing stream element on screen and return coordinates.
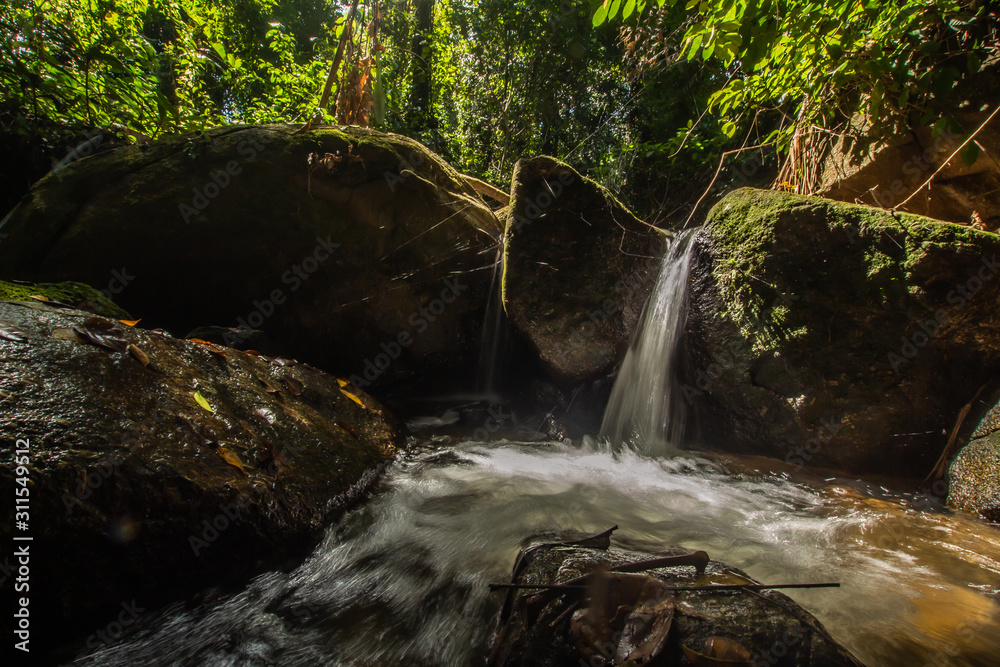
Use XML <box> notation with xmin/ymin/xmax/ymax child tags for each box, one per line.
<box><xmin>72</xmin><ymin>230</ymin><xmax>1000</xmax><ymax>666</ymax></box>
<box><xmin>74</xmin><ymin>437</ymin><xmax>1000</xmax><ymax>666</ymax></box>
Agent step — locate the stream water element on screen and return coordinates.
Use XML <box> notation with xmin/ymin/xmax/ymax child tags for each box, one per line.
<box><xmin>73</xmin><ymin>234</ymin><xmax>1000</xmax><ymax>666</ymax></box>
<box><xmin>74</xmin><ymin>437</ymin><xmax>1000</xmax><ymax>666</ymax></box>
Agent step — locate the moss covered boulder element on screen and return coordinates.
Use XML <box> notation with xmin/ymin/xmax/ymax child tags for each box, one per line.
<box><xmin>0</xmin><ymin>278</ymin><xmax>130</xmax><ymax>319</ymax></box>
<box><xmin>0</xmin><ymin>124</ymin><xmax>502</xmax><ymax>388</ymax></box>
<box><xmin>683</xmin><ymin>188</ymin><xmax>1000</xmax><ymax>476</ymax></box>
<box><xmin>502</xmin><ymin>156</ymin><xmax>668</xmax><ymax>383</ymax></box>
<box><xmin>949</xmin><ymin>390</ymin><xmax>1000</xmax><ymax>522</ymax></box>
<box><xmin>0</xmin><ymin>299</ymin><xmax>401</xmax><ymax>654</ymax></box>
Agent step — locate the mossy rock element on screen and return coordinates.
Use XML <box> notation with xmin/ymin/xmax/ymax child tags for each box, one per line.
<box><xmin>0</xmin><ymin>124</ymin><xmax>502</xmax><ymax>388</ymax></box>
<box><xmin>0</xmin><ymin>278</ymin><xmax>130</xmax><ymax>319</ymax></box>
<box><xmin>502</xmin><ymin>156</ymin><xmax>668</xmax><ymax>382</ymax></box>
<box><xmin>0</xmin><ymin>300</ymin><xmax>401</xmax><ymax>657</ymax></box>
<box><xmin>682</xmin><ymin>188</ymin><xmax>1000</xmax><ymax>475</ymax></box>
<box><xmin>949</xmin><ymin>391</ymin><xmax>1000</xmax><ymax>522</ymax></box>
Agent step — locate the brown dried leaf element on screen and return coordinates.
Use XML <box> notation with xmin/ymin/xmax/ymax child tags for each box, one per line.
<box><xmin>284</xmin><ymin>376</ymin><xmax>304</xmax><ymax>396</ymax></box>
<box><xmin>217</xmin><ymin>446</ymin><xmax>246</xmax><ymax>473</ymax></box>
<box><xmin>73</xmin><ymin>320</ymin><xmax>129</xmax><ymax>353</ymax></box>
<box><xmin>189</xmin><ymin>338</ymin><xmax>228</xmax><ymax>357</ymax></box>
<box><xmin>260</xmin><ymin>378</ymin><xmax>280</xmax><ymax>394</ymax></box>
<box><xmin>128</xmin><ymin>343</ymin><xmax>150</xmax><ymax>366</ymax></box>
<box><xmin>681</xmin><ymin>637</ymin><xmax>753</xmax><ymax>666</ymax></box>
<box><xmin>338</xmin><ymin>421</ymin><xmax>359</xmax><ymax>439</ymax></box>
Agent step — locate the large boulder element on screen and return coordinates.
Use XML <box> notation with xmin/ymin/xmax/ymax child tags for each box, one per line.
<box><xmin>682</xmin><ymin>188</ymin><xmax>1000</xmax><ymax>476</ymax></box>
<box><xmin>489</xmin><ymin>536</ymin><xmax>865</xmax><ymax>666</ymax></box>
<box><xmin>949</xmin><ymin>389</ymin><xmax>1000</xmax><ymax>522</ymax></box>
<box><xmin>0</xmin><ymin>299</ymin><xmax>401</xmax><ymax>654</ymax></box>
<box><xmin>0</xmin><ymin>124</ymin><xmax>502</xmax><ymax>388</ymax></box>
<box><xmin>502</xmin><ymin>156</ymin><xmax>668</xmax><ymax>383</ymax></box>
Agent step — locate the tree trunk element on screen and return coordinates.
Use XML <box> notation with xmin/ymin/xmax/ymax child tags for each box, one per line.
<box><xmin>407</xmin><ymin>0</ymin><xmax>435</xmax><ymax>131</ymax></box>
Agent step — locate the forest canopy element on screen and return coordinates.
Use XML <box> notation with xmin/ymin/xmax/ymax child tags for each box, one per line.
<box><xmin>1</xmin><ymin>0</ymin><xmax>997</xmax><ymax>221</ymax></box>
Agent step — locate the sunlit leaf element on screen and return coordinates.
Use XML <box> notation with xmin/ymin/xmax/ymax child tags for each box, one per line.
<box><xmin>217</xmin><ymin>446</ymin><xmax>246</xmax><ymax>473</ymax></box>
<box><xmin>340</xmin><ymin>389</ymin><xmax>366</xmax><ymax>408</ymax></box>
<box><xmin>194</xmin><ymin>390</ymin><xmax>214</xmax><ymax>413</ymax></box>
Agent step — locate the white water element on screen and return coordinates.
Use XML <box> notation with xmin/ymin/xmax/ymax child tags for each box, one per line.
<box><xmin>601</xmin><ymin>229</ymin><xmax>698</xmax><ymax>454</ymax></box>
<box><xmin>74</xmin><ymin>438</ymin><xmax>1000</xmax><ymax>667</ymax></box>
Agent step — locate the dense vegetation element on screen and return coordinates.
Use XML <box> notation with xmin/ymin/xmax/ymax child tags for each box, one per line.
<box><xmin>1</xmin><ymin>0</ymin><xmax>997</xmax><ymax>221</ymax></box>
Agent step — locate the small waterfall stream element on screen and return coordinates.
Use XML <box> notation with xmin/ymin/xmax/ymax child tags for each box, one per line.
<box><xmin>600</xmin><ymin>229</ymin><xmax>698</xmax><ymax>454</ymax></box>
<box><xmin>473</xmin><ymin>246</ymin><xmax>512</xmax><ymax>400</ymax></box>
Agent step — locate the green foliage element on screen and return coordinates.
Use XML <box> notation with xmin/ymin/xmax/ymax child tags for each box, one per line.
<box><xmin>593</xmin><ymin>0</ymin><xmax>998</xmax><ymax>152</ymax></box>
<box><xmin>0</xmin><ymin>0</ymin><xmax>344</xmax><ymax>137</ymax></box>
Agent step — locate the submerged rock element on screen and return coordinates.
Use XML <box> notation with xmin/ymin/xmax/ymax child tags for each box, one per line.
<box><xmin>502</xmin><ymin>156</ymin><xmax>668</xmax><ymax>383</ymax></box>
<box><xmin>489</xmin><ymin>536</ymin><xmax>865</xmax><ymax>666</ymax></box>
<box><xmin>0</xmin><ymin>300</ymin><xmax>401</xmax><ymax>651</ymax></box>
<box><xmin>949</xmin><ymin>391</ymin><xmax>1000</xmax><ymax>522</ymax></box>
<box><xmin>683</xmin><ymin>188</ymin><xmax>1000</xmax><ymax>476</ymax></box>
<box><xmin>0</xmin><ymin>124</ymin><xmax>502</xmax><ymax>388</ymax></box>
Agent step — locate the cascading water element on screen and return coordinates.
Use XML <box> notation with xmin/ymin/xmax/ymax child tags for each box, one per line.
<box><xmin>600</xmin><ymin>229</ymin><xmax>698</xmax><ymax>454</ymax></box>
<box><xmin>473</xmin><ymin>246</ymin><xmax>512</xmax><ymax>400</ymax></box>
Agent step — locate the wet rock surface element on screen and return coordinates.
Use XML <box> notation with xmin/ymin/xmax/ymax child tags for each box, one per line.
<box><xmin>0</xmin><ymin>124</ymin><xmax>502</xmax><ymax>388</ymax></box>
<box><xmin>502</xmin><ymin>156</ymin><xmax>667</xmax><ymax>383</ymax></box>
<box><xmin>0</xmin><ymin>299</ymin><xmax>401</xmax><ymax>653</ymax></box>
<box><xmin>489</xmin><ymin>537</ymin><xmax>865</xmax><ymax>666</ymax></box>
<box><xmin>683</xmin><ymin>188</ymin><xmax>1000</xmax><ymax>476</ymax></box>
<box><xmin>950</xmin><ymin>390</ymin><xmax>1000</xmax><ymax>522</ymax></box>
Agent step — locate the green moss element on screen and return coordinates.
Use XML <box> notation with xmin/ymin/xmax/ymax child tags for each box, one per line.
<box><xmin>0</xmin><ymin>280</ymin><xmax>131</xmax><ymax>319</ymax></box>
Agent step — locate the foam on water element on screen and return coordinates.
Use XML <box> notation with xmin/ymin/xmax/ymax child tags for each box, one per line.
<box><xmin>75</xmin><ymin>439</ymin><xmax>1000</xmax><ymax>667</ymax></box>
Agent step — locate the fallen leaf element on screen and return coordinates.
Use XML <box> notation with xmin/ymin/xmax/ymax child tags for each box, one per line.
<box><xmin>254</xmin><ymin>407</ymin><xmax>276</xmax><ymax>424</ymax></box>
<box><xmin>271</xmin><ymin>357</ymin><xmax>296</xmax><ymax>367</ymax></box>
<box><xmin>73</xmin><ymin>319</ymin><xmax>129</xmax><ymax>353</ymax></box>
<box><xmin>243</xmin><ymin>349</ymin><xmax>263</xmax><ymax>356</ymax></box>
<box><xmin>0</xmin><ymin>321</ymin><xmax>29</xmax><ymax>342</ymax></box>
<box><xmin>340</xmin><ymin>389</ymin><xmax>366</xmax><ymax>408</ymax></box>
<box><xmin>128</xmin><ymin>343</ymin><xmax>150</xmax><ymax>366</ymax></box>
<box><xmin>119</xmin><ymin>319</ymin><xmax>141</xmax><ymax>327</ymax></box>
<box><xmin>336</xmin><ymin>378</ymin><xmax>349</xmax><ymax>387</ymax></box>
<box><xmin>260</xmin><ymin>378</ymin><xmax>280</xmax><ymax>394</ymax></box>
<box><xmin>194</xmin><ymin>390</ymin><xmax>214</xmax><ymax>413</ymax></box>
<box><xmin>682</xmin><ymin>637</ymin><xmax>753</xmax><ymax>666</ymax></box>
<box><xmin>337</xmin><ymin>421</ymin><xmax>359</xmax><ymax>439</ymax></box>
<box><xmin>284</xmin><ymin>376</ymin><xmax>304</xmax><ymax>396</ymax></box>
<box><xmin>189</xmin><ymin>338</ymin><xmax>227</xmax><ymax>357</ymax></box>
<box><xmin>217</xmin><ymin>446</ymin><xmax>246</xmax><ymax>473</ymax></box>
<box><xmin>52</xmin><ymin>327</ymin><xmax>85</xmax><ymax>342</ymax></box>
<box><xmin>28</xmin><ymin>294</ymin><xmax>49</xmax><ymax>302</ymax></box>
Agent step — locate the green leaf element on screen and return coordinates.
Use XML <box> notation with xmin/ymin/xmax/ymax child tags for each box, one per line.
<box><xmin>194</xmin><ymin>390</ymin><xmax>214</xmax><ymax>413</ymax></box>
<box><xmin>593</xmin><ymin>0</ymin><xmax>610</xmax><ymax>27</ymax></box>
<box><xmin>623</xmin><ymin>0</ymin><xmax>637</xmax><ymax>19</ymax></box>
<box><xmin>721</xmin><ymin>121</ymin><xmax>736</xmax><ymax>137</ymax></box>
<box><xmin>609</xmin><ymin>0</ymin><xmax>622</xmax><ymax>20</ymax></box>
<box><xmin>961</xmin><ymin>142</ymin><xmax>980</xmax><ymax>167</ymax></box>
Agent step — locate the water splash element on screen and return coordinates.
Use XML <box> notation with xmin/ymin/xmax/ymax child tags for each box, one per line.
<box><xmin>601</xmin><ymin>229</ymin><xmax>699</xmax><ymax>454</ymax></box>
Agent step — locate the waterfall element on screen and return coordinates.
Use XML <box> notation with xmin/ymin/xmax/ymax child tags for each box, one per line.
<box><xmin>474</xmin><ymin>245</ymin><xmax>511</xmax><ymax>399</ymax></box>
<box><xmin>600</xmin><ymin>229</ymin><xmax>698</xmax><ymax>455</ymax></box>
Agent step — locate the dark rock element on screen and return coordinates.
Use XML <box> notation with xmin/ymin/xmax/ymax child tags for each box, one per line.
<box><xmin>683</xmin><ymin>188</ymin><xmax>1000</xmax><ymax>476</ymax></box>
<box><xmin>949</xmin><ymin>390</ymin><xmax>1000</xmax><ymax>522</ymax></box>
<box><xmin>0</xmin><ymin>124</ymin><xmax>502</xmax><ymax>388</ymax></box>
<box><xmin>502</xmin><ymin>156</ymin><xmax>668</xmax><ymax>383</ymax></box>
<box><xmin>185</xmin><ymin>324</ymin><xmax>285</xmax><ymax>357</ymax></box>
<box><xmin>0</xmin><ymin>300</ymin><xmax>401</xmax><ymax>653</ymax></box>
<box><xmin>489</xmin><ymin>538</ymin><xmax>865</xmax><ymax>666</ymax></box>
